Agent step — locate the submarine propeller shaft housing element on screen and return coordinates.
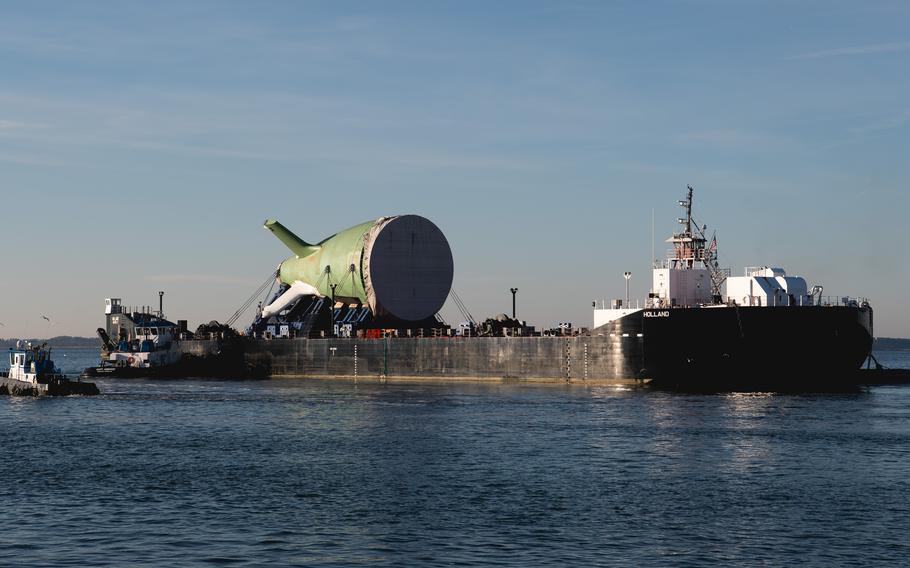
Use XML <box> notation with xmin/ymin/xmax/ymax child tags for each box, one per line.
<box><xmin>263</xmin><ymin>215</ymin><xmax>453</xmax><ymax>322</ymax></box>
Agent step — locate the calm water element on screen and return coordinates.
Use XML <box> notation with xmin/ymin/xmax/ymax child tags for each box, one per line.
<box><xmin>2</xmin><ymin>349</ymin><xmax>910</xmax><ymax>567</ymax></box>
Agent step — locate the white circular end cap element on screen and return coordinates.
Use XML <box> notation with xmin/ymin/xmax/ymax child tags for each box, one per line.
<box><xmin>367</xmin><ymin>215</ymin><xmax>453</xmax><ymax>321</ymax></box>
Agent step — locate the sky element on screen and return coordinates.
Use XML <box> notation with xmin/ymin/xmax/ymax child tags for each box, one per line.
<box><xmin>1</xmin><ymin>0</ymin><xmax>908</xmax><ymax>338</ymax></box>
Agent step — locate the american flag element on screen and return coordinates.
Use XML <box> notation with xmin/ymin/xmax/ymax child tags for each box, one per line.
<box><xmin>708</xmin><ymin>234</ymin><xmax>717</xmax><ymax>252</ymax></box>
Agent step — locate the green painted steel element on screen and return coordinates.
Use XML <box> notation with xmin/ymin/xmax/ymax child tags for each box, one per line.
<box><xmin>263</xmin><ymin>219</ymin><xmax>320</xmax><ymax>258</ymax></box>
<box><xmin>265</xmin><ymin>218</ymin><xmax>378</xmax><ymax>302</ymax></box>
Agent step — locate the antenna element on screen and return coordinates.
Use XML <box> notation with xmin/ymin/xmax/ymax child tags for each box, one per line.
<box><xmin>651</xmin><ymin>208</ymin><xmax>655</xmax><ymax>268</ymax></box>
<box><xmin>685</xmin><ymin>185</ymin><xmax>694</xmax><ymax>235</ymax></box>
<box><xmin>623</xmin><ymin>271</ymin><xmax>632</xmax><ymax>307</ymax></box>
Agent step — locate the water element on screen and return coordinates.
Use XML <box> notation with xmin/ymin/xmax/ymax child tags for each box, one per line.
<box><xmin>2</xmin><ymin>348</ymin><xmax>910</xmax><ymax>566</ymax></box>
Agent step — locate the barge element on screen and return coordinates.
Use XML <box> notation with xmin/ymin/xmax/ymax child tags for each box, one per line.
<box><xmin>242</xmin><ymin>188</ymin><xmax>873</xmax><ymax>388</ymax></box>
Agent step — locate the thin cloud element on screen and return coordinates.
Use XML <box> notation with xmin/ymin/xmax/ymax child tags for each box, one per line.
<box><xmin>792</xmin><ymin>41</ymin><xmax>910</xmax><ymax>60</ymax></box>
<box><xmin>0</xmin><ymin>119</ymin><xmax>44</xmax><ymax>129</ymax></box>
<box><xmin>849</xmin><ymin>110</ymin><xmax>910</xmax><ymax>135</ymax></box>
<box><xmin>0</xmin><ymin>28</ymin><xmax>85</xmax><ymax>56</ymax></box>
<box><xmin>0</xmin><ymin>89</ymin><xmax>540</xmax><ymax>170</ymax></box>
<box><xmin>674</xmin><ymin>129</ymin><xmax>796</xmax><ymax>151</ymax></box>
<box><xmin>120</xmin><ymin>139</ymin><xmax>297</xmax><ymax>162</ymax></box>
<box><xmin>0</xmin><ymin>152</ymin><xmax>71</xmax><ymax>167</ymax></box>
<box><xmin>145</xmin><ymin>274</ymin><xmax>265</xmax><ymax>285</ymax></box>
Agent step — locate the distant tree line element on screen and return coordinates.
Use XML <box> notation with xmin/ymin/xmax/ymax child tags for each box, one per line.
<box><xmin>0</xmin><ymin>335</ymin><xmax>907</xmax><ymax>350</ymax></box>
<box><xmin>0</xmin><ymin>336</ymin><xmax>99</xmax><ymax>349</ymax></box>
<box><xmin>873</xmin><ymin>337</ymin><xmax>910</xmax><ymax>351</ymax></box>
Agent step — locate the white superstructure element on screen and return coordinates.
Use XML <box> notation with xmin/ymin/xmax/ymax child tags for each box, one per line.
<box><xmin>649</xmin><ymin>186</ymin><xmax>724</xmax><ymax>308</ymax></box>
<box><xmin>6</xmin><ymin>341</ymin><xmax>64</xmax><ymax>384</ymax></box>
<box><xmin>593</xmin><ymin>300</ymin><xmax>642</xmax><ymax>328</ymax></box>
<box><xmin>102</xmin><ymin>297</ymin><xmax>183</xmax><ymax>369</ymax></box>
<box><xmin>3</xmin><ymin>340</ymin><xmax>98</xmax><ymax>395</ymax></box>
<box><xmin>724</xmin><ymin>266</ymin><xmax>810</xmax><ymax>306</ymax></box>
<box><xmin>652</xmin><ymin>266</ymin><xmax>712</xmax><ymax>308</ymax></box>
<box><xmin>592</xmin><ymin>187</ymin><xmax>827</xmax><ymax>328</ymax></box>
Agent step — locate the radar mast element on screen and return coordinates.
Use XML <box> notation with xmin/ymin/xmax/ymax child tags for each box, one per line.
<box><xmin>666</xmin><ymin>186</ymin><xmax>727</xmax><ymax>298</ymax></box>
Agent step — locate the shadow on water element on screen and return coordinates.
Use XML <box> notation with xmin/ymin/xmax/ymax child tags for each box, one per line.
<box><xmin>650</xmin><ymin>382</ymin><xmax>868</xmax><ymax>395</ymax></box>
<box><xmin>4</xmin><ymin>353</ymin><xmax>910</xmax><ymax>566</ymax></box>
<box><xmin>648</xmin><ymin>372</ymin><xmax>872</xmax><ymax>395</ymax></box>
<box><xmin>646</xmin><ymin>351</ymin><xmax>910</xmax><ymax>395</ymax></box>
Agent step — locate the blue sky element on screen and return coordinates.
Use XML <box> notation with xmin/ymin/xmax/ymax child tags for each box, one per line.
<box><xmin>1</xmin><ymin>1</ymin><xmax>908</xmax><ymax>337</ymax></box>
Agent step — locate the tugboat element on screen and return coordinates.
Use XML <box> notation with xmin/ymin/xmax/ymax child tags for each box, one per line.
<box><xmin>1</xmin><ymin>341</ymin><xmax>99</xmax><ymax>396</ymax></box>
<box><xmin>82</xmin><ymin>297</ymin><xmax>186</xmax><ymax>378</ymax></box>
<box><xmin>81</xmin><ymin>295</ymin><xmax>261</xmax><ymax>379</ymax></box>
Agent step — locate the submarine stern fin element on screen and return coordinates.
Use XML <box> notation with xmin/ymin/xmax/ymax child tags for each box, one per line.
<box><xmin>263</xmin><ymin>219</ymin><xmax>321</xmax><ymax>258</ymax></box>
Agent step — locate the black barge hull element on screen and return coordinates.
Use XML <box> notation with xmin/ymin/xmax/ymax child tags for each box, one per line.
<box><xmin>243</xmin><ymin>305</ymin><xmax>873</xmax><ymax>388</ymax></box>
<box><xmin>635</xmin><ymin>305</ymin><xmax>873</xmax><ymax>387</ymax></box>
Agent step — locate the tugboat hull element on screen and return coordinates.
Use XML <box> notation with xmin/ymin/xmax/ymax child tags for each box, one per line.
<box><xmin>4</xmin><ymin>344</ymin><xmax>100</xmax><ymax>396</ymax></box>
<box><xmin>0</xmin><ymin>376</ymin><xmax>99</xmax><ymax>396</ymax></box>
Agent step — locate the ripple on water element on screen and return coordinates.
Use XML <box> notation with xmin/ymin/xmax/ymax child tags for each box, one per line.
<box><xmin>2</xmin><ymin>374</ymin><xmax>910</xmax><ymax>566</ymax></box>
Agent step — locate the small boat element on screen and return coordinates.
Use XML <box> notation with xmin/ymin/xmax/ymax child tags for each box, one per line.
<box><xmin>853</xmin><ymin>354</ymin><xmax>910</xmax><ymax>385</ymax></box>
<box><xmin>1</xmin><ymin>341</ymin><xmax>99</xmax><ymax>396</ymax></box>
<box><xmin>86</xmin><ymin>298</ymin><xmax>186</xmax><ymax>377</ymax></box>
<box><xmin>81</xmin><ymin>296</ymin><xmax>261</xmax><ymax>379</ymax></box>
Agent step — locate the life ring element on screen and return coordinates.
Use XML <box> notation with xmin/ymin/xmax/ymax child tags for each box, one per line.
<box><xmin>127</xmin><ymin>356</ymin><xmax>135</xmax><ymax>365</ymax></box>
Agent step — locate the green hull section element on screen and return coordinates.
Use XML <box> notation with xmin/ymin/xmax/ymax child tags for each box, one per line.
<box><xmin>266</xmin><ymin>218</ymin><xmax>377</xmax><ymax>303</ymax></box>
<box><xmin>264</xmin><ymin>215</ymin><xmax>453</xmax><ymax>321</ymax></box>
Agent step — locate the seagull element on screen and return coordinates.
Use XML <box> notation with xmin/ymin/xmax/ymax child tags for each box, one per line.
<box><xmin>41</xmin><ymin>315</ymin><xmax>50</xmax><ymax>322</ymax></box>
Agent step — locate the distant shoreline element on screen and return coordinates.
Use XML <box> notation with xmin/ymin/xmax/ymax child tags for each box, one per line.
<box><xmin>3</xmin><ymin>335</ymin><xmax>910</xmax><ymax>351</ymax></box>
<box><xmin>872</xmin><ymin>337</ymin><xmax>910</xmax><ymax>351</ymax></box>
<box><xmin>1</xmin><ymin>337</ymin><xmax>100</xmax><ymax>349</ymax></box>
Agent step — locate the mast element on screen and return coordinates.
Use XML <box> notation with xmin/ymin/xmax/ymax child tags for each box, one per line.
<box><xmin>666</xmin><ymin>185</ymin><xmax>727</xmax><ymax>297</ymax></box>
<box><xmin>668</xmin><ymin>185</ymin><xmax>704</xmax><ymax>270</ymax></box>
<box><xmin>685</xmin><ymin>185</ymin><xmax>693</xmax><ymax>236</ymax></box>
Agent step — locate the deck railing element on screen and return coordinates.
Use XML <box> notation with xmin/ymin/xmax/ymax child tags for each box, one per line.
<box><xmin>592</xmin><ymin>295</ymin><xmax>870</xmax><ymax>309</ymax></box>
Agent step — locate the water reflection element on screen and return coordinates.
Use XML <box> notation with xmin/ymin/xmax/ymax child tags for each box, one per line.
<box><xmin>2</xmin><ymin>361</ymin><xmax>909</xmax><ymax>566</ymax></box>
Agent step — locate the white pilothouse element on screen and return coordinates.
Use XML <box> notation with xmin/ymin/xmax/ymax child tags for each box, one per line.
<box><xmin>5</xmin><ymin>341</ymin><xmax>66</xmax><ymax>384</ymax></box>
<box><xmin>595</xmin><ymin>186</ymin><xmax>840</xmax><ymax>328</ymax></box>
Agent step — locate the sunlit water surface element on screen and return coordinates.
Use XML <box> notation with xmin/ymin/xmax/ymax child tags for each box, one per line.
<box><xmin>1</xmin><ymin>348</ymin><xmax>909</xmax><ymax>566</ymax></box>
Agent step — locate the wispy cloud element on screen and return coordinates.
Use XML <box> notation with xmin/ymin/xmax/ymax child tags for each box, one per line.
<box><xmin>848</xmin><ymin>110</ymin><xmax>910</xmax><ymax>135</ymax></box>
<box><xmin>674</xmin><ymin>129</ymin><xmax>796</xmax><ymax>151</ymax></box>
<box><xmin>145</xmin><ymin>274</ymin><xmax>264</xmax><ymax>285</ymax></box>
<box><xmin>0</xmin><ymin>28</ymin><xmax>85</xmax><ymax>56</ymax></box>
<box><xmin>0</xmin><ymin>119</ymin><xmax>44</xmax><ymax>129</ymax></box>
<box><xmin>0</xmin><ymin>152</ymin><xmax>71</xmax><ymax>167</ymax></box>
<box><xmin>0</xmin><ymin>88</ymin><xmax>544</xmax><ymax>171</ymax></box>
<box><xmin>792</xmin><ymin>41</ymin><xmax>910</xmax><ymax>60</ymax></box>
